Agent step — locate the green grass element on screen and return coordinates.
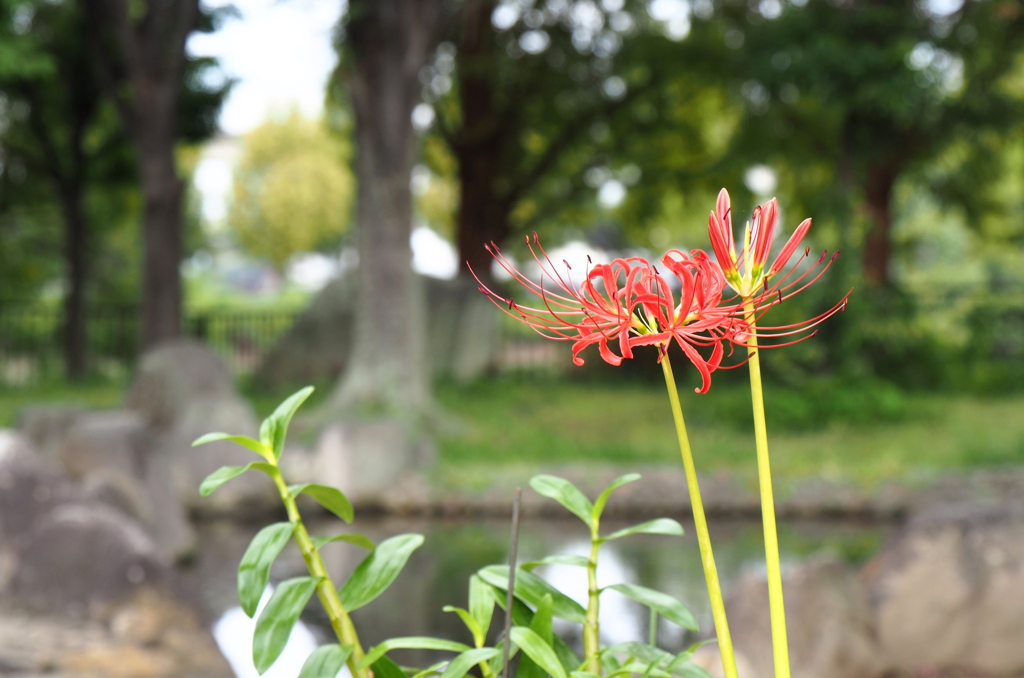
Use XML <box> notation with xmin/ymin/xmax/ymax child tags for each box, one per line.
<box><xmin>435</xmin><ymin>376</ymin><xmax>1024</xmax><ymax>487</ymax></box>
<box><xmin>5</xmin><ymin>375</ymin><xmax>1022</xmax><ymax>490</ymax></box>
<box><xmin>0</xmin><ymin>380</ymin><xmax>127</xmax><ymax>427</ymax></box>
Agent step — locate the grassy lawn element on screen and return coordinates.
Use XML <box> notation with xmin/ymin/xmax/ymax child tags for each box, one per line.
<box><xmin>4</xmin><ymin>375</ymin><xmax>1022</xmax><ymax>489</ymax></box>
<box><xmin>435</xmin><ymin>376</ymin><xmax>1024</xmax><ymax>487</ymax></box>
<box><xmin>0</xmin><ymin>380</ymin><xmax>127</xmax><ymax>427</ymax></box>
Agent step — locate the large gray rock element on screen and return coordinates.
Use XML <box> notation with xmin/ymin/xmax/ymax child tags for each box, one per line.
<box><xmin>700</xmin><ymin>557</ymin><xmax>885</xmax><ymax>678</ymax></box>
<box><xmin>0</xmin><ymin>589</ymin><xmax>232</xmax><ymax>677</ymax></box>
<box><xmin>865</xmin><ymin>502</ymin><xmax>1024</xmax><ymax>675</ymax></box>
<box><xmin>58</xmin><ymin>411</ymin><xmax>145</xmax><ymax>480</ymax></box>
<box><xmin>16</xmin><ymin>405</ymin><xmax>87</xmax><ymax>461</ymax></box>
<box><xmin>125</xmin><ymin>340</ymin><xmax>277</xmax><ymax>515</ymax></box>
<box><xmin>256</xmin><ymin>274</ymin><xmax>500</xmax><ymax>390</ymax></box>
<box><xmin>0</xmin><ymin>431</ymin><xmax>80</xmax><ymax>546</ymax></box>
<box><xmin>42</xmin><ymin>410</ymin><xmax>196</xmax><ymax>561</ymax></box>
<box><xmin>7</xmin><ymin>503</ymin><xmax>168</xmax><ymax>617</ymax></box>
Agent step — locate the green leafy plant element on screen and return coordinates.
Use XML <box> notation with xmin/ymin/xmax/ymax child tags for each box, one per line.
<box><xmin>365</xmin><ymin>473</ymin><xmax>712</xmax><ymax>678</ymax></box>
<box><xmin>193</xmin><ymin>386</ymin><xmax>423</xmax><ymax>678</ymax></box>
<box><xmin>196</xmin><ymin>388</ymin><xmax>709</xmax><ymax>678</ymax></box>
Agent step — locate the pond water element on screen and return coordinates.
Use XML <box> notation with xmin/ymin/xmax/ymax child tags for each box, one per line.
<box><xmin>191</xmin><ymin>515</ymin><xmax>890</xmax><ymax>678</ymax></box>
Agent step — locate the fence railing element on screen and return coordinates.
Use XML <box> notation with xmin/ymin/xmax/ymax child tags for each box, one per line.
<box><xmin>3</xmin><ymin>285</ymin><xmax>1022</xmax><ymax>387</ymax></box>
<box><xmin>0</xmin><ymin>306</ymin><xmax>299</xmax><ymax>386</ymax></box>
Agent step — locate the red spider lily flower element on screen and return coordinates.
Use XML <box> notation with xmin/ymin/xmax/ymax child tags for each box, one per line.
<box><xmin>709</xmin><ymin>188</ymin><xmax>813</xmax><ymax>297</ymax></box>
<box><xmin>627</xmin><ymin>249</ymin><xmax>750</xmax><ymax>392</ymax></box>
<box><xmin>706</xmin><ymin>188</ymin><xmax>850</xmax><ymax>349</ymax></box>
<box><xmin>472</xmin><ymin>235</ymin><xmax>744</xmax><ymax>392</ymax></box>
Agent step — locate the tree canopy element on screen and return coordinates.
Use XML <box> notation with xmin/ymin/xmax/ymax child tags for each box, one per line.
<box><xmin>229</xmin><ymin>112</ymin><xmax>354</xmax><ymax>270</ymax></box>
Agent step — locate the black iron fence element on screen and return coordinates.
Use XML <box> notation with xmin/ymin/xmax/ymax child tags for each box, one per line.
<box><xmin>0</xmin><ymin>306</ymin><xmax>299</xmax><ymax>385</ymax></box>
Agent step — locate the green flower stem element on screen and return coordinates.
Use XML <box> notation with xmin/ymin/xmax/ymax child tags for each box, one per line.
<box><xmin>584</xmin><ymin>527</ymin><xmax>602</xmax><ymax>675</ymax></box>
<box><xmin>270</xmin><ymin>471</ymin><xmax>370</xmax><ymax>678</ymax></box>
<box><xmin>660</xmin><ymin>355</ymin><xmax>738</xmax><ymax>678</ymax></box>
<box><xmin>743</xmin><ymin>307</ymin><xmax>790</xmax><ymax>678</ymax></box>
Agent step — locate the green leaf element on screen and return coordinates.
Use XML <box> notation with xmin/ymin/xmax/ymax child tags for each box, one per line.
<box><xmin>338</xmin><ymin>534</ymin><xmax>424</xmax><ymax>611</ymax></box>
<box><xmin>468</xmin><ymin>574</ymin><xmax>495</xmax><ymax>642</ymax></box>
<box><xmin>371</xmin><ymin>655</ymin><xmax>408</xmax><ymax>678</ymax></box>
<box><xmin>298</xmin><ymin>644</ymin><xmax>353</xmax><ymax>678</ymax></box>
<box><xmin>673</xmin><ymin>664</ymin><xmax>713</xmax><ymax>678</ymax></box>
<box><xmin>310</xmin><ymin>532</ymin><xmax>375</xmax><ymax>551</ymax></box>
<box><xmin>604</xmin><ymin>663</ymin><xmax>670</xmax><ymax>678</ymax></box>
<box><xmin>360</xmin><ymin>638</ymin><xmax>471</xmax><ymax>669</ymax></box>
<box><xmin>510</xmin><ymin>627</ymin><xmax>568</xmax><ymax>678</ymax></box>
<box><xmin>529</xmin><ymin>475</ymin><xmax>594</xmax><ymax>527</ymax></box>
<box><xmin>571</xmin><ymin>672</ymin><xmax>602</xmax><ymax>678</ymax></box>
<box><xmin>603</xmin><ymin>519</ymin><xmax>684</xmax><ymax>542</ymax></box>
<box><xmin>438</xmin><ymin>648</ymin><xmax>501</xmax><ymax>678</ymax></box>
<box><xmin>259</xmin><ymin>417</ymin><xmax>276</xmax><ymax>452</ymax></box>
<box><xmin>478</xmin><ymin>565</ymin><xmax>586</xmax><ymax>624</ymax></box>
<box><xmin>489</xmin><ymin>584</ymin><xmax>580</xmax><ymax>674</ymax></box>
<box><xmin>603</xmin><ymin>583</ymin><xmax>697</xmax><ymax>631</ymax></box>
<box><xmin>191</xmin><ymin>432</ymin><xmax>268</xmax><ymax>457</ymax></box>
<box><xmin>602</xmin><ymin>642</ymin><xmax>671</xmax><ymax>665</ymax></box>
<box><xmin>238</xmin><ymin>522</ymin><xmax>295</xmax><ymax>618</ymax></box>
<box><xmin>268</xmin><ymin>386</ymin><xmax>315</xmax><ymax>460</ymax></box>
<box><xmin>531</xmin><ymin>594</ymin><xmax>554</xmax><ymax>641</ymax></box>
<box><xmin>442</xmin><ymin>606</ymin><xmax>483</xmax><ymax>647</ymax></box>
<box><xmin>289</xmin><ymin>483</ymin><xmax>354</xmax><ymax>523</ymax></box>
<box><xmin>520</xmin><ymin>554</ymin><xmax>590</xmax><ymax>571</ymax></box>
<box><xmin>518</xmin><ymin>594</ymin><xmax>554</xmax><ymax>678</ymax></box>
<box><xmin>253</xmin><ymin>576</ymin><xmax>321</xmax><ymax>673</ymax></box>
<box><xmin>199</xmin><ymin>462</ymin><xmax>277</xmax><ymax>497</ymax></box>
<box><xmin>591</xmin><ymin>474</ymin><xmax>641</xmax><ymax>521</ymax></box>
<box><xmin>412</xmin><ymin>661</ymin><xmax>449</xmax><ymax>678</ymax></box>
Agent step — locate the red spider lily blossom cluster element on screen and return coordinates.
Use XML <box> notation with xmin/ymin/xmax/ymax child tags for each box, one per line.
<box><xmin>472</xmin><ymin>190</ymin><xmax>849</xmax><ymax>393</ymax></box>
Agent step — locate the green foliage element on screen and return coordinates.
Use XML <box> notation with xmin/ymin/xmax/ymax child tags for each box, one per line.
<box><xmin>253</xmin><ymin>576</ymin><xmax>322</xmax><ymax>673</ymax></box>
<box><xmin>338</xmin><ymin>534</ymin><xmax>426</xmax><ymax>611</ymax></box>
<box><xmin>361</xmin><ymin>638</ymin><xmax>472</xmax><ymax>668</ymax></box>
<box><xmin>478</xmin><ymin>565</ymin><xmax>587</xmax><ymax>624</ymax></box>
<box><xmin>197</xmin><ymin>462</ymin><xmax>277</xmax><ymax>497</ymax></box>
<box><xmin>228</xmin><ymin>112</ymin><xmax>354</xmax><ymax>269</ymax></box>
<box><xmin>238</xmin><ymin>522</ymin><xmax>295</xmax><ymax>618</ymax></box>
<box><xmin>298</xmin><ymin>644</ymin><xmax>353</xmax><ymax>678</ymax></box>
<box><xmin>194</xmin><ymin>387</ymin><xmax>424</xmax><ymax>676</ymax></box>
<box><xmin>603</xmin><ymin>583</ymin><xmax>697</xmax><ymax>631</ymax></box>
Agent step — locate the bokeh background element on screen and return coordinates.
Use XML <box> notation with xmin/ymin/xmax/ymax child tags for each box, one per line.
<box><xmin>2</xmin><ymin>0</ymin><xmax>1024</xmax><ymax>677</ymax></box>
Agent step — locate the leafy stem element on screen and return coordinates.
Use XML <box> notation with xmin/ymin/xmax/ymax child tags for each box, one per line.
<box><xmin>270</xmin><ymin>470</ymin><xmax>370</xmax><ymax>678</ymax></box>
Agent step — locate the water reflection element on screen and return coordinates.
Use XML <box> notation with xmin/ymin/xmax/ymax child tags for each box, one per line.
<box><xmin>195</xmin><ymin>516</ymin><xmax>887</xmax><ymax>677</ymax></box>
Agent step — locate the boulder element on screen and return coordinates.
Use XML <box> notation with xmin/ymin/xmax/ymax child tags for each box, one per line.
<box><xmin>255</xmin><ymin>274</ymin><xmax>500</xmax><ymax>390</ymax></box>
<box><xmin>45</xmin><ymin>410</ymin><xmax>196</xmax><ymax>561</ymax></box>
<box><xmin>16</xmin><ymin>404</ymin><xmax>87</xmax><ymax>461</ymax></box>
<box><xmin>6</xmin><ymin>502</ymin><xmax>169</xmax><ymax>617</ymax></box>
<box><xmin>125</xmin><ymin>339</ymin><xmax>277</xmax><ymax>515</ymax></box>
<box><xmin>58</xmin><ymin>410</ymin><xmax>146</xmax><ymax>480</ymax></box>
<box><xmin>0</xmin><ymin>589</ymin><xmax>232</xmax><ymax>677</ymax></box>
<box><xmin>864</xmin><ymin>502</ymin><xmax>1024</xmax><ymax>676</ymax></box>
<box><xmin>0</xmin><ymin>430</ymin><xmax>80</xmax><ymax>546</ymax></box>
<box><xmin>701</xmin><ymin>557</ymin><xmax>885</xmax><ymax>678</ymax></box>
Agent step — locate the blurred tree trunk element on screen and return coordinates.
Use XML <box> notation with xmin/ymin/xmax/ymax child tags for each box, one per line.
<box><xmin>325</xmin><ymin>0</ymin><xmax>449</xmax><ymax>418</ymax></box>
<box><xmin>80</xmin><ymin>0</ymin><xmax>198</xmax><ymax>349</ymax></box>
<box><xmin>862</xmin><ymin>161</ymin><xmax>899</xmax><ymax>287</ymax></box>
<box><xmin>454</xmin><ymin>0</ymin><xmax>510</xmax><ymax>281</ymax></box>
<box><xmin>60</xmin><ymin>184</ymin><xmax>89</xmax><ymax>379</ymax></box>
<box><xmin>17</xmin><ymin>51</ymin><xmax>96</xmax><ymax>381</ymax></box>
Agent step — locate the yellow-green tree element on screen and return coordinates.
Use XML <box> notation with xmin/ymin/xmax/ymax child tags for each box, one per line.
<box><xmin>229</xmin><ymin>112</ymin><xmax>354</xmax><ymax>269</ymax></box>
